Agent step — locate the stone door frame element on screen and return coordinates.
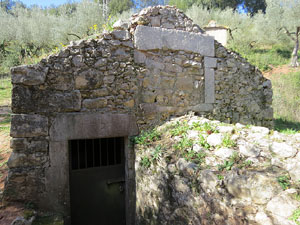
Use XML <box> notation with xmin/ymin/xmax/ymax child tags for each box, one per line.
<box><xmin>43</xmin><ymin>113</ymin><xmax>138</xmax><ymax>225</ymax></box>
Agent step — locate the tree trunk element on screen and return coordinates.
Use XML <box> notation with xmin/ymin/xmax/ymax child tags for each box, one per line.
<box><xmin>290</xmin><ymin>27</ymin><xmax>300</xmax><ymax>67</ymax></box>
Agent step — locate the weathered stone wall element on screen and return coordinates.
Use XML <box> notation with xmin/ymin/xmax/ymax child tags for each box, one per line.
<box><xmin>4</xmin><ymin>5</ymin><xmax>273</xmax><ymax>222</ymax></box>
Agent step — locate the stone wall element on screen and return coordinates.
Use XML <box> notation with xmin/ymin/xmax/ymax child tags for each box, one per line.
<box><xmin>4</xmin><ymin>5</ymin><xmax>273</xmax><ymax>223</ymax></box>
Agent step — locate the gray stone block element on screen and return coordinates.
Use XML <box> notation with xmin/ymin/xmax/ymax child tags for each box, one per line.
<box><xmin>11</xmin><ymin>65</ymin><xmax>48</xmax><ymax>86</ymax></box>
<box><xmin>12</xmin><ymin>85</ymin><xmax>81</xmax><ymax>113</ymax></box>
<box><xmin>204</xmin><ymin>57</ymin><xmax>217</xmax><ymax>68</ymax></box>
<box><xmin>11</xmin><ymin>114</ymin><xmax>48</xmax><ymax>138</ymax></box>
<box><xmin>134</xmin><ymin>25</ymin><xmax>215</xmax><ymax>56</ymax></box>
<box><xmin>50</xmin><ymin>113</ymin><xmax>139</xmax><ymax>141</ymax></box>
<box><xmin>205</xmin><ymin>68</ymin><xmax>215</xmax><ymax>103</ymax></box>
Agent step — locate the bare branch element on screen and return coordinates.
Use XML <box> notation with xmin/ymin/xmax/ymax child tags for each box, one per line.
<box><xmin>67</xmin><ymin>33</ymin><xmax>82</xmax><ymax>40</ymax></box>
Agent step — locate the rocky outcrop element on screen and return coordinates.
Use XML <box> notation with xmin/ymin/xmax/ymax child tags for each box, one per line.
<box><xmin>135</xmin><ymin>114</ymin><xmax>300</xmax><ymax>225</ymax></box>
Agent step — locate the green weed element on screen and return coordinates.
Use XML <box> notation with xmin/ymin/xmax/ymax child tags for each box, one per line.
<box><xmin>222</xmin><ymin>134</ymin><xmax>237</xmax><ymax>148</ymax></box>
<box><xmin>217</xmin><ymin>174</ymin><xmax>224</xmax><ymax>180</ymax></box>
<box><xmin>140</xmin><ymin>156</ymin><xmax>151</xmax><ymax>169</ymax></box>
<box><xmin>277</xmin><ymin>175</ymin><xmax>291</xmax><ymax>190</ymax></box>
<box><xmin>218</xmin><ymin>160</ymin><xmax>235</xmax><ymax>171</ymax></box>
<box><xmin>198</xmin><ymin>135</ymin><xmax>210</xmax><ymax>149</ymax></box>
<box><xmin>170</xmin><ymin>121</ymin><xmax>190</xmax><ymax>136</ymax></box>
<box><xmin>174</xmin><ymin>136</ymin><xmax>193</xmax><ymax>151</ymax></box>
<box><xmin>134</xmin><ymin>128</ymin><xmax>161</xmax><ymax>146</ymax></box>
<box><xmin>182</xmin><ymin>150</ymin><xmax>206</xmax><ymax>165</ymax></box>
<box><xmin>192</xmin><ymin>122</ymin><xmax>216</xmax><ymax>134</ymax></box>
<box><xmin>289</xmin><ymin>207</ymin><xmax>300</xmax><ymax>225</ymax></box>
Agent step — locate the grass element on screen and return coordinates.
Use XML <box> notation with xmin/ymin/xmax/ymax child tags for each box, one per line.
<box><xmin>0</xmin><ymin>115</ymin><xmax>11</xmax><ymax>135</ymax></box>
<box><xmin>0</xmin><ymin>77</ymin><xmax>12</xmax><ymax>106</ymax></box>
<box><xmin>231</xmin><ymin>44</ymin><xmax>291</xmax><ymax>71</ymax></box>
<box><xmin>272</xmin><ymin>71</ymin><xmax>300</xmax><ymax>133</ymax></box>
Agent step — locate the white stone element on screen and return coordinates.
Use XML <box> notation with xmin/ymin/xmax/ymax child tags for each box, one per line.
<box><xmin>215</xmin><ymin>148</ymin><xmax>234</xmax><ymax>160</ymax></box>
<box><xmin>134</xmin><ymin>25</ymin><xmax>215</xmax><ymax>56</ymax></box>
<box><xmin>255</xmin><ymin>212</ymin><xmax>273</xmax><ymax>225</ymax></box>
<box><xmin>207</xmin><ymin>133</ymin><xmax>223</xmax><ymax>146</ymax></box>
<box><xmin>270</xmin><ymin>142</ymin><xmax>297</xmax><ymax>158</ymax></box>
<box><xmin>217</xmin><ymin>126</ymin><xmax>234</xmax><ymax>133</ymax></box>
<box><xmin>250</xmin><ymin>126</ymin><xmax>270</xmax><ymax>135</ymax></box>
<box><xmin>193</xmin><ymin>144</ymin><xmax>203</xmax><ymax>153</ymax></box>
<box><xmin>288</xmin><ymin>162</ymin><xmax>300</xmax><ymax>181</ymax></box>
<box><xmin>239</xmin><ymin>142</ymin><xmax>260</xmax><ymax>157</ymax></box>
<box><xmin>266</xmin><ymin>189</ymin><xmax>300</xmax><ymax>218</ymax></box>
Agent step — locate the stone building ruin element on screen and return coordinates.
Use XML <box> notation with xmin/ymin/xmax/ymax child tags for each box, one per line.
<box><xmin>4</xmin><ymin>5</ymin><xmax>273</xmax><ymax>225</ymax></box>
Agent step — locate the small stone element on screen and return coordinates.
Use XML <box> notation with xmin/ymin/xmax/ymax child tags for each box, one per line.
<box><xmin>238</xmin><ymin>142</ymin><xmax>260</xmax><ymax>157</ymax></box>
<box><xmin>111</xmin><ymin>30</ymin><xmax>131</xmax><ymax>41</ymax></box>
<box><xmin>215</xmin><ymin>148</ymin><xmax>234</xmax><ymax>160</ymax></box>
<box><xmin>113</xmin><ymin>19</ymin><xmax>130</xmax><ymax>30</ymax></box>
<box><xmin>217</xmin><ymin>126</ymin><xmax>234</xmax><ymax>133</ymax></box>
<box><xmin>95</xmin><ymin>58</ymin><xmax>107</xmax><ymax>67</ymax></box>
<box><xmin>168</xmin><ymin>164</ymin><xmax>177</xmax><ymax>173</ymax></box>
<box><xmin>72</xmin><ymin>55</ymin><xmax>85</xmax><ymax>67</ymax></box>
<box><xmin>266</xmin><ymin>189</ymin><xmax>300</xmax><ymax>219</ymax></box>
<box><xmin>176</xmin><ymin>158</ymin><xmax>197</xmax><ymax>177</ymax></box>
<box><xmin>255</xmin><ymin>212</ymin><xmax>272</xmax><ymax>225</ymax></box>
<box><xmin>207</xmin><ymin>133</ymin><xmax>223</xmax><ymax>146</ymax></box>
<box><xmin>124</xmin><ymin>99</ymin><xmax>135</xmax><ymax>108</ymax></box>
<box><xmin>270</xmin><ymin>142</ymin><xmax>297</xmax><ymax>158</ymax></box>
<box><xmin>250</xmin><ymin>126</ymin><xmax>269</xmax><ymax>135</ymax></box>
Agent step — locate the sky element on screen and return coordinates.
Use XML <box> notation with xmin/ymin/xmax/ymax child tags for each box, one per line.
<box><xmin>20</xmin><ymin>0</ymin><xmax>81</xmax><ymax>7</ymax></box>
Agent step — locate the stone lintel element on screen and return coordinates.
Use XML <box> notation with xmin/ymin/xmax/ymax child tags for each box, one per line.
<box><xmin>205</xmin><ymin>68</ymin><xmax>215</xmax><ymax>103</ymax></box>
<box><xmin>134</xmin><ymin>25</ymin><xmax>215</xmax><ymax>56</ymax></box>
<box><xmin>50</xmin><ymin>113</ymin><xmax>139</xmax><ymax>141</ymax></box>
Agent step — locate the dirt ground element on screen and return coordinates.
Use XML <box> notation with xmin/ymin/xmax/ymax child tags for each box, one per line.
<box><xmin>263</xmin><ymin>64</ymin><xmax>300</xmax><ymax>79</ymax></box>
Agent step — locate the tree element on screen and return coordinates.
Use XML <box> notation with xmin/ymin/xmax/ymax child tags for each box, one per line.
<box><xmin>265</xmin><ymin>0</ymin><xmax>300</xmax><ymax>67</ymax></box>
<box><xmin>108</xmin><ymin>0</ymin><xmax>133</xmax><ymax>16</ymax></box>
<box><xmin>243</xmin><ymin>0</ymin><xmax>266</xmax><ymax>16</ymax></box>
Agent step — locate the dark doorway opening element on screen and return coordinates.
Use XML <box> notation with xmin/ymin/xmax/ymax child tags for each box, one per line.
<box><xmin>69</xmin><ymin>137</ymin><xmax>126</xmax><ymax>225</ymax></box>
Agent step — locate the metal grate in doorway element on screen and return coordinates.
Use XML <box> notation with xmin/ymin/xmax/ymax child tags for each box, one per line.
<box><xmin>69</xmin><ymin>137</ymin><xmax>124</xmax><ymax>170</ymax></box>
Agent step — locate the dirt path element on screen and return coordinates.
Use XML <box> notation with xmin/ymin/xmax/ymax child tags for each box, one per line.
<box><xmin>263</xmin><ymin>64</ymin><xmax>300</xmax><ymax>79</ymax></box>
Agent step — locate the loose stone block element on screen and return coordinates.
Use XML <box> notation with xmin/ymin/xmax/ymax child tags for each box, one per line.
<box><xmin>10</xmin><ymin>114</ymin><xmax>48</xmax><ymax>138</ymax></box>
<box><xmin>205</xmin><ymin>68</ymin><xmax>215</xmax><ymax>103</ymax></box>
<box><xmin>111</xmin><ymin>30</ymin><xmax>131</xmax><ymax>41</ymax></box>
<box><xmin>11</xmin><ymin>65</ymin><xmax>48</xmax><ymax>85</ymax></box>
<box><xmin>134</xmin><ymin>25</ymin><xmax>215</xmax><ymax>56</ymax></box>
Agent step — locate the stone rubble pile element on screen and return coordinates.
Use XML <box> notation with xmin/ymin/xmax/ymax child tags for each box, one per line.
<box><xmin>136</xmin><ymin>114</ymin><xmax>300</xmax><ymax>225</ymax></box>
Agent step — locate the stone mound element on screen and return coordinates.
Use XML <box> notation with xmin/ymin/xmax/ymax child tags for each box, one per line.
<box><xmin>135</xmin><ymin>114</ymin><xmax>300</xmax><ymax>225</ymax></box>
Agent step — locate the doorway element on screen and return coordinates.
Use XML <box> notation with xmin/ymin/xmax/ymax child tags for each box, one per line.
<box><xmin>69</xmin><ymin>137</ymin><xmax>126</xmax><ymax>225</ymax></box>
